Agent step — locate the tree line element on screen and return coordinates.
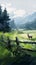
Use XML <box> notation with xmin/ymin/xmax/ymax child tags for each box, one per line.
<box><xmin>0</xmin><ymin>6</ymin><xmax>11</xmax><ymax>32</ymax></box>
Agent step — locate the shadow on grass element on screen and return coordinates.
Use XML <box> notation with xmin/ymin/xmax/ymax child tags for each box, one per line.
<box><xmin>0</xmin><ymin>53</ymin><xmax>36</xmax><ymax>65</ymax></box>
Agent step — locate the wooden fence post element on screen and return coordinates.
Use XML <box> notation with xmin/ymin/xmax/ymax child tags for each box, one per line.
<box><xmin>15</xmin><ymin>37</ymin><xmax>20</xmax><ymax>54</ymax></box>
<box><xmin>16</xmin><ymin>37</ymin><xmax>19</xmax><ymax>46</ymax></box>
<box><xmin>7</xmin><ymin>37</ymin><xmax>12</xmax><ymax>52</ymax></box>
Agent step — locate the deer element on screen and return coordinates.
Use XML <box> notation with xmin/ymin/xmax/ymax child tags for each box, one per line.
<box><xmin>27</xmin><ymin>34</ymin><xmax>32</xmax><ymax>39</ymax></box>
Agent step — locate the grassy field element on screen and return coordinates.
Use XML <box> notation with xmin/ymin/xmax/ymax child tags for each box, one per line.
<box><xmin>0</xmin><ymin>30</ymin><xmax>36</xmax><ymax>65</ymax></box>
<box><xmin>1</xmin><ymin>30</ymin><xmax>36</xmax><ymax>40</ymax></box>
<box><xmin>0</xmin><ymin>30</ymin><xmax>36</xmax><ymax>51</ymax></box>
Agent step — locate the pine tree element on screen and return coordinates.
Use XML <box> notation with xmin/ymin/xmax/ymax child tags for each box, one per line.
<box><xmin>0</xmin><ymin>6</ymin><xmax>2</xmax><ymax>23</ymax></box>
<box><xmin>0</xmin><ymin>6</ymin><xmax>11</xmax><ymax>32</ymax></box>
<box><xmin>2</xmin><ymin>8</ymin><xmax>10</xmax><ymax>32</ymax></box>
<box><xmin>2</xmin><ymin>8</ymin><xmax>10</xmax><ymax>21</ymax></box>
<box><xmin>0</xmin><ymin>6</ymin><xmax>2</xmax><ymax>16</ymax></box>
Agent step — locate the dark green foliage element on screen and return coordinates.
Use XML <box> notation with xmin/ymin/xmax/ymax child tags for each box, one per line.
<box><xmin>0</xmin><ymin>6</ymin><xmax>2</xmax><ymax>15</ymax></box>
<box><xmin>0</xmin><ymin>6</ymin><xmax>3</xmax><ymax>23</ymax></box>
<box><xmin>0</xmin><ymin>6</ymin><xmax>10</xmax><ymax>32</ymax></box>
<box><xmin>2</xmin><ymin>8</ymin><xmax>10</xmax><ymax>21</ymax></box>
<box><xmin>0</xmin><ymin>38</ymin><xmax>36</xmax><ymax>65</ymax></box>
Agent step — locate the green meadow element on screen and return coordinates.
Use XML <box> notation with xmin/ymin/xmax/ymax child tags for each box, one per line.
<box><xmin>0</xmin><ymin>30</ymin><xmax>36</xmax><ymax>65</ymax></box>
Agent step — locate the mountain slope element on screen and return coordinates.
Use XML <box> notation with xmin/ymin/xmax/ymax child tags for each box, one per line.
<box><xmin>14</xmin><ymin>12</ymin><xmax>36</xmax><ymax>29</ymax></box>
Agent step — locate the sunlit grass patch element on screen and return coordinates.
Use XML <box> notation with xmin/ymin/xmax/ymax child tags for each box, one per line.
<box><xmin>0</xmin><ymin>30</ymin><xmax>36</xmax><ymax>57</ymax></box>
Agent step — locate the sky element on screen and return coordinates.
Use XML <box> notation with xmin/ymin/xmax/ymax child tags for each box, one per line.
<box><xmin>0</xmin><ymin>0</ymin><xmax>36</xmax><ymax>18</ymax></box>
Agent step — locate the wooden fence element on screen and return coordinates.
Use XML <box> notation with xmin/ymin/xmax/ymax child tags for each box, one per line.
<box><xmin>0</xmin><ymin>37</ymin><xmax>36</xmax><ymax>52</ymax></box>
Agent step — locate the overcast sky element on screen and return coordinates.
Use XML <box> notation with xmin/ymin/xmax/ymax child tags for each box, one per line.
<box><xmin>0</xmin><ymin>0</ymin><xmax>36</xmax><ymax>18</ymax></box>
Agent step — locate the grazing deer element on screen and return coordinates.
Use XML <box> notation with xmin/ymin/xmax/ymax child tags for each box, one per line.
<box><xmin>27</xmin><ymin>34</ymin><xmax>32</xmax><ymax>39</ymax></box>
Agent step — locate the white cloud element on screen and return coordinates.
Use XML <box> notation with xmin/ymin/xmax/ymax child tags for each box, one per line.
<box><xmin>0</xmin><ymin>0</ymin><xmax>36</xmax><ymax>18</ymax></box>
<box><xmin>14</xmin><ymin>10</ymin><xmax>26</xmax><ymax>18</ymax></box>
<box><xmin>1</xmin><ymin>3</ymin><xmax>15</xmax><ymax>12</ymax></box>
<box><xmin>1</xmin><ymin>4</ymin><xmax>5</xmax><ymax>11</ymax></box>
<box><xmin>1</xmin><ymin>3</ymin><xmax>26</xmax><ymax>18</ymax></box>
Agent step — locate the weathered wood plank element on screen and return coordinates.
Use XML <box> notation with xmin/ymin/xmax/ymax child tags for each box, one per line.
<box><xmin>11</xmin><ymin>40</ymin><xmax>36</xmax><ymax>44</ymax></box>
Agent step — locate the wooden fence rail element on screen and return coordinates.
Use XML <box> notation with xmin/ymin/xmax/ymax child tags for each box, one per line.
<box><xmin>11</xmin><ymin>40</ymin><xmax>36</xmax><ymax>44</ymax></box>
<box><xmin>0</xmin><ymin>37</ymin><xmax>36</xmax><ymax>52</ymax></box>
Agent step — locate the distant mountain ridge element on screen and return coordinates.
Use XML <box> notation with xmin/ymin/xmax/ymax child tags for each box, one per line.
<box><xmin>14</xmin><ymin>12</ymin><xmax>36</xmax><ymax>29</ymax></box>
